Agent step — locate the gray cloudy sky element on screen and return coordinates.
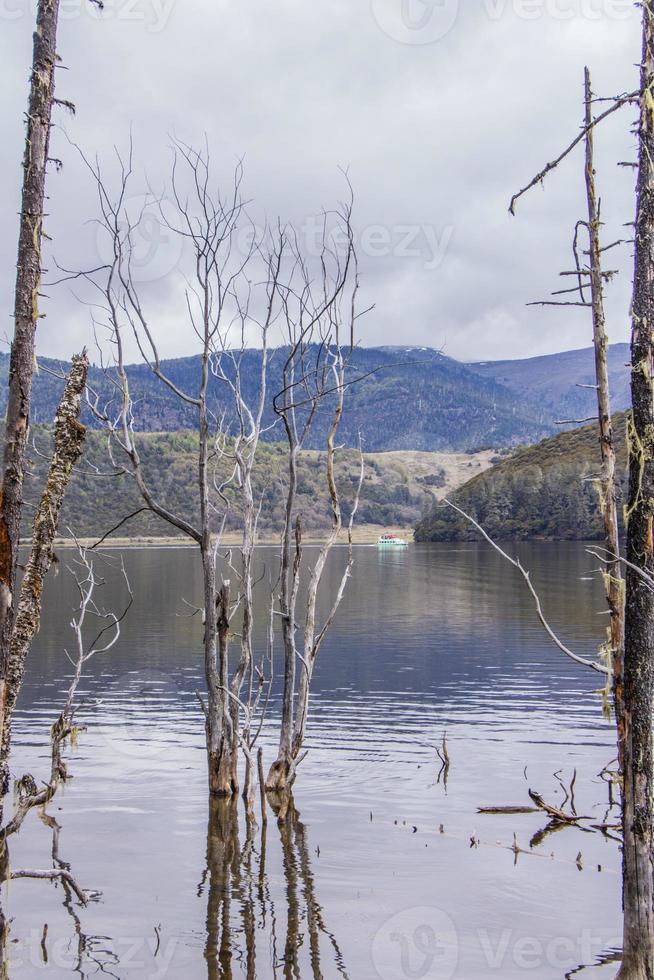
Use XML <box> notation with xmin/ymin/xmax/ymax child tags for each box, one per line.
<box><xmin>0</xmin><ymin>0</ymin><xmax>642</xmax><ymax>363</ymax></box>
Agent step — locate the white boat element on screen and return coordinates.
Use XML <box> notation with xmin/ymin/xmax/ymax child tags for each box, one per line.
<box><xmin>376</xmin><ymin>534</ymin><xmax>408</xmax><ymax>548</ymax></box>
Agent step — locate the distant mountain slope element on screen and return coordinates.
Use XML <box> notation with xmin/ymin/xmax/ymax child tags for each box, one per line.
<box><xmin>415</xmin><ymin>413</ymin><xmax>628</xmax><ymax>542</ymax></box>
<box><xmin>468</xmin><ymin>343</ymin><xmax>630</xmax><ymax>419</ymax></box>
<box><xmin>0</xmin><ymin>346</ymin><xmax>554</xmax><ymax>453</ymax></box>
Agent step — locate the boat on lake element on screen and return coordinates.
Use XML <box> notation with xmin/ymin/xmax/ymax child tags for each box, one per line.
<box><xmin>376</xmin><ymin>533</ymin><xmax>409</xmax><ymax>548</ymax></box>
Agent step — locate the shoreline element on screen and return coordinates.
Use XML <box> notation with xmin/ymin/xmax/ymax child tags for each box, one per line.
<box><xmin>22</xmin><ymin>524</ymin><xmax>416</xmax><ymax>549</ymax></box>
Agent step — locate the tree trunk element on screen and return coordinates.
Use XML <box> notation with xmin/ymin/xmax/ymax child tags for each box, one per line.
<box><xmin>0</xmin><ymin>353</ymin><xmax>88</xmax><ymax>796</ymax></box>
<box><xmin>198</xmin><ymin>332</ymin><xmax>236</xmax><ymax>797</ymax></box>
<box><xmin>204</xmin><ymin>570</ymin><xmax>236</xmax><ymax>797</ymax></box>
<box><xmin>583</xmin><ymin>67</ymin><xmax>625</xmax><ymax>770</ymax></box>
<box><xmin>267</xmin><ymin>482</ymin><xmax>301</xmax><ymax>794</ymax></box>
<box><xmin>617</xmin><ymin>6</ymin><xmax>654</xmax><ymax>976</ymax></box>
<box><xmin>0</xmin><ymin>0</ymin><xmax>61</xmax><ymax>770</ymax></box>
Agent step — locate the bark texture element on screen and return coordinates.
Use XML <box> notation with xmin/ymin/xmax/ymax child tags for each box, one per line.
<box><xmin>0</xmin><ymin>353</ymin><xmax>88</xmax><ymax>794</ymax></box>
<box><xmin>206</xmin><ymin>579</ymin><xmax>237</xmax><ymax>797</ymax></box>
<box><xmin>0</xmin><ymin>0</ymin><xmax>61</xmax><ymax>723</ymax></box>
<box><xmin>584</xmin><ymin>67</ymin><xmax>625</xmax><ymax>766</ymax></box>
<box><xmin>618</xmin><ymin>6</ymin><xmax>654</xmax><ymax>977</ymax></box>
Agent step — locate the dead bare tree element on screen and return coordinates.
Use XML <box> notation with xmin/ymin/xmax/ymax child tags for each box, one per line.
<box><xmin>80</xmin><ymin>144</ymin><xmax>364</xmax><ymax>799</ymax></box>
<box><xmin>618</xmin><ymin>4</ymin><xmax>654</xmax><ymax>975</ymax></box>
<box><xmin>581</xmin><ymin>68</ymin><xmax>625</xmax><ymax>768</ymax></box>
<box><xmin>0</xmin><ymin>0</ymin><xmax>63</xmax><ymax>676</ymax></box>
<box><xmin>510</xmin><ymin>44</ymin><xmax>654</xmax><ymax>977</ymax></box>
<box><xmin>266</xmin><ymin>211</ymin><xmax>365</xmax><ymax>795</ymax></box>
<box><xmin>0</xmin><ymin>0</ymin><xmax>101</xmax><ymax>797</ymax></box>
<box><xmin>77</xmin><ymin>145</ymin><xmax>285</xmax><ymax>796</ymax></box>
<box><xmin>512</xmin><ymin>67</ymin><xmax>626</xmax><ymax>764</ymax></box>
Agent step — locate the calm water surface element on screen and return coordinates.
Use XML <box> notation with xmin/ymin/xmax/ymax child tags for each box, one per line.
<box><xmin>5</xmin><ymin>543</ymin><xmax>623</xmax><ymax>979</ymax></box>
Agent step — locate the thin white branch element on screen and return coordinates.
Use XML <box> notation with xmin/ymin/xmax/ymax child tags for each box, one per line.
<box><xmin>444</xmin><ymin>499</ymin><xmax>608</xmax><ymax>675</ymax></box>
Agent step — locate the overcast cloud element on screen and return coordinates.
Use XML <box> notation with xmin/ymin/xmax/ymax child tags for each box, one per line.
<box><xmin>0</xmin><ymin>0</ymin><xmax>642</xmax><ymax>363</ymax></box>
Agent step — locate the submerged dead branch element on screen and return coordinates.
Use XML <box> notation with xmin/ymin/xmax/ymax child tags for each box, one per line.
<box><xmin>9</xmin><ymin>869</ymin><xmax>88</xmax><ymax>906</ymax></box>
<box><xmin>527</xmin><ymin>789</ymin><xmax>588</xmax><ymax>824</ymax></box>
<box><xmin>477</xmin><ymin>806</ymin><xmax>539</xmax><ymax>815</ymax></box>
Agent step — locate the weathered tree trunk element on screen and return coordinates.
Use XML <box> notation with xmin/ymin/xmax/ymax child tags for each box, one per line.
<box><xmin>204</xmin><ymin>568</ymin><xmax>235</xmax><ymax>797</ymax></box>
<box><xmin>291</xmin><ymin>390</ymin><xmax>344</xmax><ymax>762</ymax></box>
<box><xmin>265</xmin><ymin>217</ymin><xmax>360</xmax><ymax>796</ymax></box>
<box><xmin>229</xmin><ymin>479</ymin><xmax>255</xmax><ymax>794</ymax></box>
<box><xmin>267</xmin><ymin>338</ymin><xmax>359</xmax><ymax>795</ymax></box>
<box><xmin>197</xmin><ymin>328</ymin><xmax>235</xmax><ymax>797</ymax></box>
<box><xmin>0</xmin><ymin>353</ymin><xmax>88</xmax><ymax>795</ymax></box>
<box><xmin>617</xmin><ymin>6</ymin><xmax>654</xmax><ymax>977</ymax></box>
<box><xmin>583</xmin><ymin>67</ymin><xmax>625</xmax><ymax>769</ymax></box>
<box><xmin>0</xmin><ymin>0</ymin><xmax>61</xmax><ymax>768</ymax></box>
<box><xmin>266</xmin><ymin>503</ymin><xmax>301</xmax><ymax>795</ymax></box>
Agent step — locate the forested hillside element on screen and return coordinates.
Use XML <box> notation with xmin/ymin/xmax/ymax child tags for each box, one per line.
<box><xmin>415</xmin><ymin>414</ymin><xmax>629</xmax><ymax>541</ymax></box>
<box><xmin>22</xmin><ymin>428</ymin><xmax>493</xmax><ymax>540</ymax></box>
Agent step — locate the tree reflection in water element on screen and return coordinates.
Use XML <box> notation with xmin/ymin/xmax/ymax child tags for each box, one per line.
<box><xmin>202</xmin><ymin>795</ymin><xmax>349</xmax><ymax>979</ymax></box>
<box><xmin>0</xmin><ymin>811</ymin><xmax>117</xmax><ymax>979</ymax></box>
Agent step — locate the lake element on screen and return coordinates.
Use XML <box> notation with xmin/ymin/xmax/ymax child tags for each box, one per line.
<box><xmin>5</xmin><ymin>542</ymin><xmax>623</xmax><ymax>979</ymax></box>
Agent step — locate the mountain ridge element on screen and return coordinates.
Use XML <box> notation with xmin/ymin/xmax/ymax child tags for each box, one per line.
<box><xmin>2</xmin><ymin>342</ymin><xmax>630</xmax><ymax>453</ymax></box>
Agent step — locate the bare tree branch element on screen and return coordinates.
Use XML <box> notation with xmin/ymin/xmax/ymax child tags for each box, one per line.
<box><xmin>444</xmin><ymin>499</ymin><xmax>608</xmax><ymax>675</ymax></box>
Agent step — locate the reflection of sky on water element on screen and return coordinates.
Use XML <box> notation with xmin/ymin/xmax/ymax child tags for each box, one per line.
<box><xmin>7</xmin><ymin>543</ymin><xmax>621</xmax><ymax>978</ymax></box>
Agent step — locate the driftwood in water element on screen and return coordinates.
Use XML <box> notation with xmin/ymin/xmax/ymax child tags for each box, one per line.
<box><xmin>9</xmin><ymin>868</ymin><xmax>88</xmax><ymax>906</ymax></box>
<box><xmin>527</xmin><ymin>789</ymin><xmax>587</xmax><ymax>824</ymax></box>
<box><xmin>478</xmin><ymin>806</ymin><xmax>539</xmax><ymax>815</ymax></box>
